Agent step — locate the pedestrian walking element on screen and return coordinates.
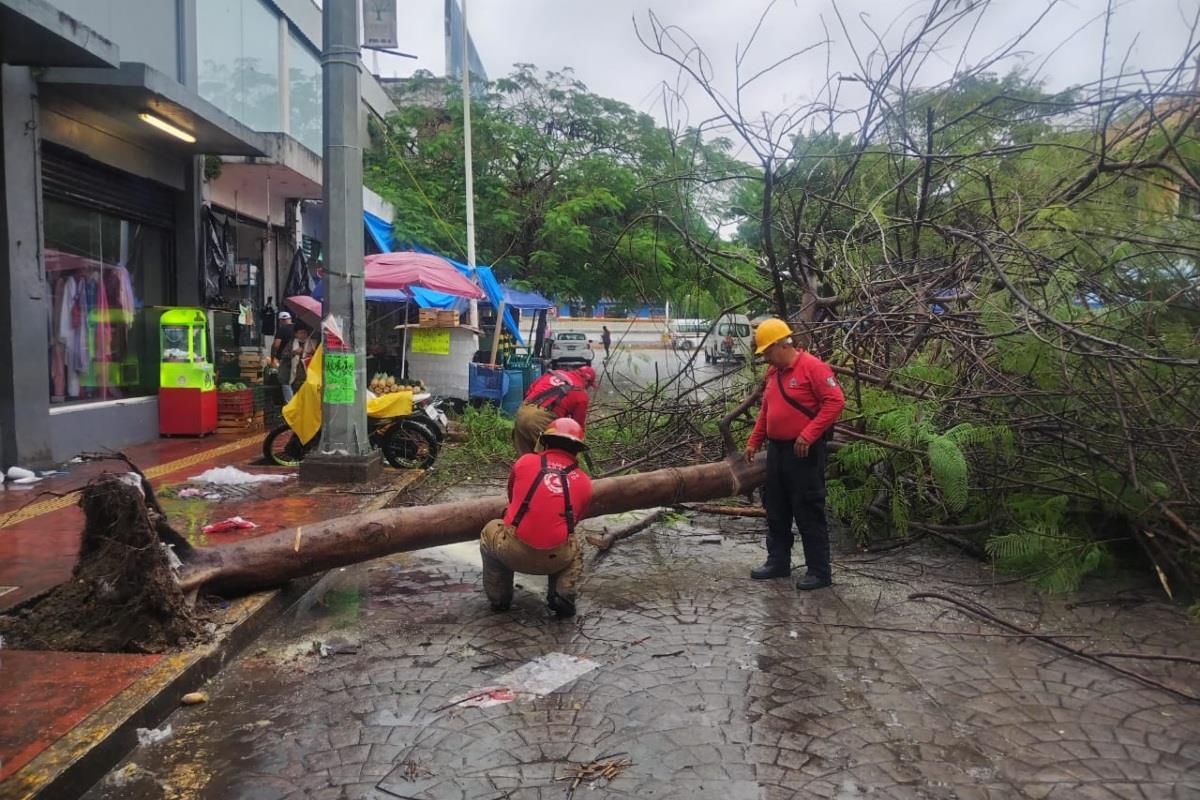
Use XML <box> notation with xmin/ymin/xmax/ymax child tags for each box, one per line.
<box><xmin>744</xmin><ymin>318</ymin><xmax>845</xmax><ymax>590</ymax></box>
<box><xmin>480</xmin><ymin>418</ymin><xmax>594</xmax><ymax>617</ymax></box>
<box><xmin>601</xmin><ymin>325</ymin><xmax>612</xmax><ymax>359</ymax></box>
<box><xmin>513</xmin><ymin>365</ymin><xmax>596</xmax><ymax>455</ymax></box>
<box><xmin>272</xmin><ymin>311</ymin><xmax>296</xmax><ymax>402</ymax></box>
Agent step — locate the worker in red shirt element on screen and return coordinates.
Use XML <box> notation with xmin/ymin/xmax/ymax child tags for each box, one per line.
<box><xmin>513</xmin><ymin>365</ymin><xmax>596</xmax><ymax>455</ymax></box>
<box><xmin>480</xmin><ymin>418</ymin><xmax>594</xmax><ymax>617</ymax></box>
<box><xmin>744</xmin><ymin>318</ymin><xmax>845</xmax><ymax>589</ymax></box>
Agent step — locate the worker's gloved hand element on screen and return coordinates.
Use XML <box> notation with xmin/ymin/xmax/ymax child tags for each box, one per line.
<box><xmin>744</xmin><ymin>446</ymin><xmax>758</xmax><ymax>464</ymax></box>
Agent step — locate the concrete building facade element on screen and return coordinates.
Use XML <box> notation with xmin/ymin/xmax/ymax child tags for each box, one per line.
<box><xmin>0</xmin><ymin>0</ymin><xmax>396</xmax><ymax>467</ymax></box>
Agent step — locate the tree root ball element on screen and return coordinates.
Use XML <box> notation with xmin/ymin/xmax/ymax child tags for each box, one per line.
<box><xmin>0</xmin><ymin>475</ymin><xmax>206</xmax><ymax>653</ymax></box>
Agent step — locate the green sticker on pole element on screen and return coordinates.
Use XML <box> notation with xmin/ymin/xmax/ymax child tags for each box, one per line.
<box><xmin>323</xmin><ymin>352</ymin><xmax>357</xmax><ymax>405</ymax></box>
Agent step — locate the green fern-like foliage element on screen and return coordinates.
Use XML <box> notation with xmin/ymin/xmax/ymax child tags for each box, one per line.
<box><xmin>835</xmin><ymin>442</ymin><xmax>888</xmax><ymax>479</ymax></box>
<box><xmin>985</xmin><ymin>495</ymin><xmax>1109</xmax><ymax>591</ymax></box>
<box><xmin>927</xmin><ymin>435</ymin><xmax>969</xmax><ymax>512</ymax></box>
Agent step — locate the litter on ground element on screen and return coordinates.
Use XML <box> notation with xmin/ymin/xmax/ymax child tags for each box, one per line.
<box><xmin>201</xmin><ymin>516</ymin><xmax>258</xmax><ymax>534</ymax></box>
<box><xmin>188</xmin><ymin>466</ymin><xmax>295</xmax><ymax>486</ymax></box>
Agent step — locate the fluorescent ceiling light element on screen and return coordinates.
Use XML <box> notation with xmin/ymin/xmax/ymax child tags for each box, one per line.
<box><xmin>138</xmin><ymin>112</ymin><xmax>196</xmax><ymax>143</ymax></box>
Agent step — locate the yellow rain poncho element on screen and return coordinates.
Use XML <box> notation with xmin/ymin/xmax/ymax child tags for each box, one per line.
<box><xmin>282</xmin><ymin>345</ymin><xmax>413</xmax><ymax>444</ymax></box>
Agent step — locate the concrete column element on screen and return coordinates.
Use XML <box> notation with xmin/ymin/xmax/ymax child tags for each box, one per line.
<box><xmin>175</xmin><ymin>156</ymin><xmax>203</xmax><ymax>306</ymax></box>
<box><xmin>0</xmin><ymin>66</ymin><xmax>53</xmax><ymax>467</ymax></box>
<box><xmin>301</xmin><ymin>0</ymin><xmax>380</xmax><ymax>483</ymax></box>
<box><xmin>177</xmin><ymin>0</ymin><xmax>199</xmax><ymax>90</ymax></box>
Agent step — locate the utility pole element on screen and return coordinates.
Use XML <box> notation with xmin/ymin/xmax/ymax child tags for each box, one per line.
<box><xmin>460</xmin><ymin>0</ymin><xmax>480</xmax><ymax>329</ymax></box>
<box><xmin>302</xmin><ymin>0</ymin><xmax>382</xmax><ymax>483</ymax></box>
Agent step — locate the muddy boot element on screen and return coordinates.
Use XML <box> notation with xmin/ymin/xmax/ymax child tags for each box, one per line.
<box><xmin>750</xmin><ymin>560</ymin><xmax>791</xmax><ymax>580</ymax></box>
<box><xmin>546</xmin><ymin>592</ymin><xmax>576</xmax><ymax>618</ymax></box>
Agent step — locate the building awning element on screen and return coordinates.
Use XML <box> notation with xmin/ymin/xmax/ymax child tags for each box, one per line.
<box><xmin>38</xmin><ymin>62</ymin><xmax>268</xmax><ymax>157</ymax></box>
<box><xmin>0</xmin><ymin>0</ymin><xmax>119</xmax><ymax>68</ymax></box>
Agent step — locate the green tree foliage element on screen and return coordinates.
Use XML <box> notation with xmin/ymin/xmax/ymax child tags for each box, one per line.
<box><xmin>364</xmin><ymin>67</ymin><xmax>758</xmax><ymax>308</ymax></box>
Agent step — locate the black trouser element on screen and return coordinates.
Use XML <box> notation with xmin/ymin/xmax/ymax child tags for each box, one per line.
<box><xmin>763</xmin><ymin>438</ymin><xmax>831</xmax><ymax>581</ymax></box>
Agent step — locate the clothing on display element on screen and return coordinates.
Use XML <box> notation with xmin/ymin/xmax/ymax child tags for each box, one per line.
<box><xmin>46</xmin><ymin>249</ymin><xmax>140</xmax><ymax>402</ymax></box>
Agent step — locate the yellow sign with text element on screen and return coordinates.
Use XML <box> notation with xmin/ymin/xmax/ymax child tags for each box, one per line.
<box><xmin>410</xmin><ymin>327</ymin><xmax>451</xmax><ymax>355</ymax></box>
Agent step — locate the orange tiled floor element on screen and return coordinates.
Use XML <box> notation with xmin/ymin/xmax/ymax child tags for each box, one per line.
<box><xmin>0</xmin><ymin>431</ymin><xmax>369</xmax><ymax>788</ymax></box>
<box><xmin>0</xmin><ymin>434</ymin><xmax>266</xmax><ymax>610</ymax></box>
<box><xmin>0</xmin><ymin>650</ymin><xmax>163</xmax><ymax>781</ymax></box>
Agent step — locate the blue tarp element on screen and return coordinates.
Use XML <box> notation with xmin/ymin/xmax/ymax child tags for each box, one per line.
<box><xmin>365</xmin><ymin>211</ymin><xmax>394</xmax><ymax>253</ymax></box>
<box><xmin>502</xmin><ymin>285</ymin><xmax>554</xmax><ymax>311</ymax></box>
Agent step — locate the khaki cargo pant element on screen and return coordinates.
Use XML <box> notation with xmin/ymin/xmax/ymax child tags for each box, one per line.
<box><xmin>513</xmin><ymin>404</ymin><xmax>556</xmax><ymax>456</ymax></box>
<box><xmin>479</xmin><ymin>519</ymin><xmax>582</xmax><ymax>608</ymax></box>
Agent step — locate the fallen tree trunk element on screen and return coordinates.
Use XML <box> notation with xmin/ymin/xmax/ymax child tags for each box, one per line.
<box><xmin>180</xmin><ymin>455</ymin><xmax>767</xmax><ymax>596</ymax></box>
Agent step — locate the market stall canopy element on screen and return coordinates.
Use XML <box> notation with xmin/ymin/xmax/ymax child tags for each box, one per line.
<box><xmin>283</xmin><ymin>295</ymin><xmax>323</xmax><ymax>331</ymax></box>
<box><xmin>502</xmin><ymin>285</ymin><xmax>554</xmax><ymax>311</ymax></box>
<box><xmin>311</xmin><ymin>280</ymin><xmax>411</xmax><ymax>304</ymax></box>
<box><xmin>363</xmin><ymin>252</ymin><xmax>485</xmax><ymax>299</ymax></box>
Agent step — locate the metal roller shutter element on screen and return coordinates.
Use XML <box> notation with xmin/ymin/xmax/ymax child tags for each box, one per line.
<box><xmin>40</xmin><ymin>143</ymin><xmax>175</xmax><ymax>229</ymax></box>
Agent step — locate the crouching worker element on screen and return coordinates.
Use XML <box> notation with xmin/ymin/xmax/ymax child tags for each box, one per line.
<box><xmin>480</xmin><ymin>418</ymin><xmax>593</xmax><ymax>618</ymax></box>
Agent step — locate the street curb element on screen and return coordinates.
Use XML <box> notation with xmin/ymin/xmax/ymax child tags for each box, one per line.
<box><xmin>0</xmin><ymin>578</ymin><xmax>317</xmax><ymax>800</ymax></box>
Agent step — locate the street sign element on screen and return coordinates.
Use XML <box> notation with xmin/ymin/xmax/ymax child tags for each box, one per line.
<box><xmin>362</xmin><ymin>0</ymin><xmax>397</xmax><ymax>48</ymax></box>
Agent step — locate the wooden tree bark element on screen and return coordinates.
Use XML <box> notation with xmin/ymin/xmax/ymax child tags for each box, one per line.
<box><xmin>179</xmin><ymin>456</ymin><xmax>767</xmax><ymax>596</ymax></box>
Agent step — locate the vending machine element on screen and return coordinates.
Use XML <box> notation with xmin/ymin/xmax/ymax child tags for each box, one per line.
<box><xmin>158</xmin><ymin>307</ymin><xmax>218</xmax><ymax>435</ymax></box>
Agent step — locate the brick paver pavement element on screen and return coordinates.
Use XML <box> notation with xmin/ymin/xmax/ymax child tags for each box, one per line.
<box><xmin>83</xmin><ymin>501</ymin><xmax>1200</xmax><ymax>800</ymax></box>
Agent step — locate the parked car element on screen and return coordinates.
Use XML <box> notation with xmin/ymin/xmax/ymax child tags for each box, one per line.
<box><xmin>704</xmin><ymin>314</ymin><xmax>754</xmax><ymax>364</ymax></box>
<box><xmin>546</xmin><ymin>331</ymin><xmax>595</xmax><ymax>368</ymax></box>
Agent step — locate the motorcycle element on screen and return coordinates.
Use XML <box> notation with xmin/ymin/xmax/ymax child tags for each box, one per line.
<box><xmin>263</xmin><ymin>393</ymin><xmax>446</xmax><ymax>469</ymax></box>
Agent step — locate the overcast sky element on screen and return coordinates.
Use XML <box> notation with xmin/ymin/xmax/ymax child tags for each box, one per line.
<box><xmin>369</xmin><ymin>0</ymin><xmax>1197</xmax><ymax>128</ymax></box>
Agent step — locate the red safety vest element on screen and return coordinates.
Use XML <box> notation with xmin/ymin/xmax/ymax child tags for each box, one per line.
<box><xmin>504</xmin><ymin>450</ymin><xmax>593</xmax><ymax>549</ymax></box>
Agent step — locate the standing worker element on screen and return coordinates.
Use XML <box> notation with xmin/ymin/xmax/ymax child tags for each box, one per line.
<box><xmin>480</xmin><ymin>418</ymin><xmax>594</xmax><ymax>617</ymax></box>
<box><xmin>601</xmin><ymin>325</ymin><xmax>612</xmax><ymax>359</ymax></box>
<box><xmin>513</xmin><ymin>365</ymin><xmax>596</xmax><ymax>455</ymax></box>
<box><xmin>744</xmin><ymin>318</ymin><xmax>845</xmax><ymax>590</ymax></box>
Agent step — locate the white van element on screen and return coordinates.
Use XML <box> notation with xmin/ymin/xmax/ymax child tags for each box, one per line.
<box><xmin>667</xmin><ymin>318</ymin><xmax>708</xmax><ymax>351</ymax></box>
<box><xmin>704</xmin><ymin>314</ymin><xmax>753</xmax><ymax>364</ymax></box>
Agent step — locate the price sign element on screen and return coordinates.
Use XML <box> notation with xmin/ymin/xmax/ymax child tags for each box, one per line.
<box><xmin>411</xmin><ymin>328</ymin><xmax>451</xmax><ymax>355</ymax></box>
<box><xmin>323</xmin><ymin>352</ymin><xmax>357</xmax><ymax>404</ymax></box>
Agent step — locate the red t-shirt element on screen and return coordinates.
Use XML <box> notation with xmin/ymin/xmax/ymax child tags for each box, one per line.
<box><xmin>522</xmin><ymin>370</ymin><xmax>590</xmax><ymax>429</ymax></box>
<box><xmin>748</xmin><ymin>351</ymin><xmax>845</xmax><ymax>449</ymax></box>
<box><xmin>503</xmin><ymin>449</ymin><xmax>593</xmax><ymax>548</ymax></box>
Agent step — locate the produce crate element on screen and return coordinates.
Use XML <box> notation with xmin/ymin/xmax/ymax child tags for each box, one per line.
<box><xmin>217</xmin><ymin>389</ymin><xmax>253</xmax><ymax>415</ymax></box>
<box><xmin>216</xmin><ymin>409</ymin><xmax>263</xmax><ymax>434</ymax></box>
<box><xmin>437</xmin><ymin>310</ymin><xmax>458</xmax><ymax>327</ymax></box>
<box><xmin>419</xmin><ymin>308</ymin><xmax>438</xmax><ymax>327</ymax></box>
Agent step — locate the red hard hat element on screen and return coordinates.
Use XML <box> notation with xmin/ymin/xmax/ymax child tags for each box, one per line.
<box><xmin>542</xmin><ymin>417</ymin><xmax>587</xmax><ymax>448</ymax></box>
<box><xmin>576</xmin><ymin>365</ymin><xmax>597</xmax><ymax>387</ymax></box>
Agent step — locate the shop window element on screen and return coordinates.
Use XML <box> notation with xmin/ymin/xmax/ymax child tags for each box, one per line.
<box><xmin>44</xmin><ymin>199</ymin><xmax>171</xmax><ymax>405</ymax></box>
<box><xmin>197</xmin><ymin>0</ymin><xmax>282</xmax><ymax>132</ymax></box>
<box><xmin>288</xmin><ymin>32</ymin><xmax>323</xmax><ymax>154</ymax></box>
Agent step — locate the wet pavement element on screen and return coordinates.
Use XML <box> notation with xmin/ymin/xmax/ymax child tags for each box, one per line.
<box><xmin>0</xmin><ymin>433</ymin><xmax>404</xmax><ymax>789</ymax></box>
<box><xmin>81</xmin><ymin>488</ymin><xmax>1200</xmax><ymax>800</ymax></box>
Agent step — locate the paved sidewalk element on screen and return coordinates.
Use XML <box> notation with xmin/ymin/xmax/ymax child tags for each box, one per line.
<box><xmin>79</xmin><ymin>492</ymin><xmax>1200</xmax><ymax>800</ymax></box>
<box><xmin>0</xmin><ymin>433</ymin><xmax>412</xmax><ymax>798</ymax></box>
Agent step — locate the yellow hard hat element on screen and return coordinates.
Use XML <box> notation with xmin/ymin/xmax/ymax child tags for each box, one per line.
<box><xmin>754</xmin><ymin>318</ymin><xmax>792</xmax><ymax>354</ymax></box>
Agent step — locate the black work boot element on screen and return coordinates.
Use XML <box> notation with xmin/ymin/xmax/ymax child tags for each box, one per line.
<box><xmin>750</xmin><ymin>560</ymin><xmax>792</xmax><ymax>580</ymax></box>
<box><xmin>795</xmin><ymin>574</ymin><xmax>832</xmax><ymax>591</ymax></box>
<box><xmin>546</xmin><ymin>593</ymin><xmax>577</xmax><ymax>618</ymax></box>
